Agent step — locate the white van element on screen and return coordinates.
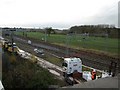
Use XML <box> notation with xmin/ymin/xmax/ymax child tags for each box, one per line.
<box><xmin>62</xmin><ymin>57</ymin><xmax>82</xmax><ymax>75</ymax></box>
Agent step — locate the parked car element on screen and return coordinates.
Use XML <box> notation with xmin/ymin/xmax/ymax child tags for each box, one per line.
<box><xmin>34</xmin><ymin>48</ymin><xmax>44</xmax><ymax>55</ymax></box>
<box><xmin>28</xmin><ymin>40</ymin><xmax>31</xmax><ymax>44</ymax></box>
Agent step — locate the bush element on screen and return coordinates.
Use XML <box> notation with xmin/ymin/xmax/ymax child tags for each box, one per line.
<box><xmin>2</xmin><ymin>54</ymin><xmax>56</xmax><ymax>89</ymax></box>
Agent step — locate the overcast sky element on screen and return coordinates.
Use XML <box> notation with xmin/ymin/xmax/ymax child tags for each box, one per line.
<box><xmin>0</xmin><ymin>0</ymin><xmax>119</xmax><ymax>29</ymax></box>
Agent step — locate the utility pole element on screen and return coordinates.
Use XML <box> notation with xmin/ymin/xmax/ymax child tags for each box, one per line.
<box><xmin>11</xmin><ymin>30</ymin><xmax>14</xmax><ymax>52</ymax></box>
<box><xmin>25</xmin><ymin>30</ymin><xmax>27</xmax><ymax>37</ymax></box>
<box><xmin>105</xmin><ymin>29</ymin><xmax>108</xmax><ymax>52</ymax></box>
<box><xmin>44</xmin><ymin>29</ymin><xmax>47</xmax><ymax>42</ymax></box>
<box><xmin>66</xmin><ymin>34</ymin><xmax>69</xmax><ymax>57</ymax></box>
<box><xmin>66</xmin><ymin>32</ymin><xmax>72</xmax><ymax>57</ymax></box>
<box><xmin>11</xmin><ymin>30</ymin><xmax>14</xmax><ymax>45</ymax></box>
<box><xmin>108</xmin><ymin>61</ymin><xmax>117</xmax><ymax>77</ymax></box>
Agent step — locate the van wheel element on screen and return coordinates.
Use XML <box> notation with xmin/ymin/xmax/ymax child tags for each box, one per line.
<box><xmin>71</xmin><ymin>81</ymin><xmax>74</xmax><ymax>85</ymax></box>
<box><xmin>63</xmin><ymin>72</ymin><xmax>65</xmax><ymax>76</ymax></box>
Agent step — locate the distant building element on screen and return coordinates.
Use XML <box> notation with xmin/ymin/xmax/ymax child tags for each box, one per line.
<box><xmin>1</xmin><ymin>28</ymin><xmax>17</xmax><ymax>36</ymax></box>
<box><xmin>2</xmin><ymin>29</ymin><xmax>11</xmax><ymax>36</ymax></box>
<box><xmin>97</xmin><ymin>24</ymin><xmax>115</xmax><ymax>28</ymax></box>
<box><xmin>54</xmin><ymin>29</ymin><xmax>62</xmax><ymax>34</ymax></box>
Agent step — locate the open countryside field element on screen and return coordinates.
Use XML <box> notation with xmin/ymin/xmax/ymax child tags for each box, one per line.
<box><xmin>15</xmin><ymin>32</ymin><xmax>119</xmax><ymax>55</ymax></box>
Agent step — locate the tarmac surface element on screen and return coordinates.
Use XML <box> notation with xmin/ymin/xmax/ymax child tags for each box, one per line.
<box><xmin>61</xmin><ymin>73</ymin><xmax>120</xmax><ymax>88</ymax></box>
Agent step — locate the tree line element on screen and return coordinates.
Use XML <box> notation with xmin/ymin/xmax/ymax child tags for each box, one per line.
<box><xmin>1</xmin><ymin>25</ymin><xmax>120</xmax><ymax>38</ymax></box>
<box><xmin>68</xmin><ymin>25</ymin><xmax>119</xmax><ymax>38</ymax></box>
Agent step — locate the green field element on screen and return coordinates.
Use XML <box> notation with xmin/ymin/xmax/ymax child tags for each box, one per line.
<box><xmin>15</xmin><ymin>31</ymin><xmax>119</xmax><ymax>56</ymax></box>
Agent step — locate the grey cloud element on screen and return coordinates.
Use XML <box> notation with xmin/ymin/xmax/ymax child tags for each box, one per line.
<box><xmin>118</xmin><ymin>1</ymin><xmax>120</xmax><ymax>28</ymax></box>
<box><xmin>85</xmin><ymin>4</ymin><xmax>118</xmax><ymax>27</ymax></box>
